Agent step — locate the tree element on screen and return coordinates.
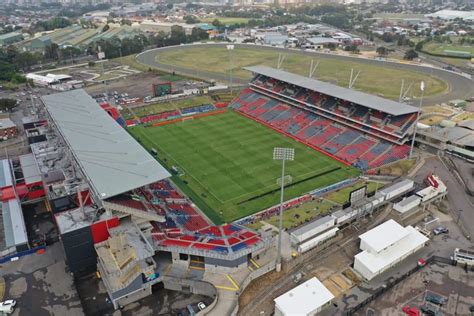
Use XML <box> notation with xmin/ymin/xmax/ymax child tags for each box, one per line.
<box><xmin>102</xmin><ymin>24</ymin><xmax>110</xmax><ymax>33</ymax></box>
<box><xmin>166</xmin><ymin>3</ymin><xmax>173</xmax><ymax>9</ymax></box>
<box><xmin>212</xmin><ymin>19</ymin><xmax>223</xmax><ymax>28</ymax></box>
<box><xmin>184</xmin><ymin>15</ymin><xmax>200</xmax><ymax>24</ymax></box>
<box><xmin>376</xmin><ymin>46</ymin><xmax>388</xmax><ymax>56</ymax></box>
<box><xmin>415</xmin><ymin>41</ymin><xmax>424</xmax><ymax>51</ymax></box>
<box><xmin>0</xmin><ymin>98</ymin><xmax>17</xmax><ymax>112</ymax></box>
<box><xmin>404</xmin><ymin>49</ymin><xmax>418</xmax><ymax>60</ymax></box>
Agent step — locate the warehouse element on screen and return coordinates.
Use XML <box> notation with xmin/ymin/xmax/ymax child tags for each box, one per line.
<box><xmin>353</xmin><ymin>219</ymin><xmax>428</xmax><ymax>281</ymax></box>
<box><xmin>0</xmin><ymin>32</ymin><xmax>23</xmax><ymax>46</ymax></box>
<box><xmin>274</xmin><ymin>277</ymin><xmax>334</xmax><ymax>316</ymax></box>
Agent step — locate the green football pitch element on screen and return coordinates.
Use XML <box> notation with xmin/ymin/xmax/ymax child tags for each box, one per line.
<box><xmin>129</xmin><ymin>111</ymin><xmax>359</xmax><ymax>224</ymax></box>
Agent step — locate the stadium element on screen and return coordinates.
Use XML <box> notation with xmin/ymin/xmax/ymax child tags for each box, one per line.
<box><xmin>18</xmin><ymin>61</ymin><xmax>421</xmax><ymax>311</ymax></box>
<box><xmin>129</xmin><ymin>65</ymin><xmax>419</xmax><ymax>225</ymax></box>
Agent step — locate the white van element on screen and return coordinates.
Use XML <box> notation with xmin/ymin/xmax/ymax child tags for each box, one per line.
<box><xmin>0</xmin><ymin>300</ymin><xmax>16</xmax><ymax>314</ymax></box>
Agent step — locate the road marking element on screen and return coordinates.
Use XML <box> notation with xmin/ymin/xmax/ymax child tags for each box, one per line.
<box><xmin>250</xmin><ymin>258</ymin><xmax>260</xmax><ymax>269</ymax></box>
<box><xmin>215</xmin><ymin>285</ymin><xmax>238</xmax><ymax>291</ymax></box>
<box><xmin>226</xmin><ymin>274</ymin><xmax>240</xmax><ymax>290</ymax></box>
<box><xmin>248</xmin><ymin>266</ymin><xmax>254</xmax><ymax>272</ymax></box>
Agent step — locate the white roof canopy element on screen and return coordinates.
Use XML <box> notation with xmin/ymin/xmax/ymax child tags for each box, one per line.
<box><xmin>359</xmin><ymin>219</ymin><xmax>409</xmax><ymax>253</ymax></box>
<box><xmin>42</xmin><ymin>89</ymin><xmax>171</xmax><ymax>199</ymax></box>
<box><xmin>274</xmin><ymin>277</ymin><xmax>334</xmax><ymax>315</ymax></box>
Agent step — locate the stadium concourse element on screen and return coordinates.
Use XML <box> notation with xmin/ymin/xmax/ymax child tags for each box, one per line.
<box><xmin>230</xmin><ymin>66</ymin><xmax>419</xmax><ymax>170</ymax></box>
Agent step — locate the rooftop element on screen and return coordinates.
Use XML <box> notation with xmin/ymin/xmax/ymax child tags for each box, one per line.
<box><xmin>0</xmin><ymin>118</ymin><xmax>16</xmax><ymax>129</ymax></box>
<box><xmin>19</xmin><ymin>154</ymin><xmax>42</xmax><ymax>185</ymax></box>
<box><xmin>359</xmin><ymin>219</ymin><xmax>409</xmax><ymax>253</ymax></box>
<box><xmin>55</xmin><ymin>205</ymin><xmax>109</xmax><ymax>234</ymax></box>
<box><xmin>0</xmin><ymin>159</ymin><xmax>13</xmax><ymax>189</ymax></box>
<box><xmin>245</xmin><ymin>66</ymin><xmax>419</xmax><ymax>116</ymax></box>
<box><xmin>41</xmin><ymin>89</ymin><xmax>171</xmax><ymax>200</ymax></box>
<box><xmin>290</xmin><ymin>215</ymin><xmax>334</xmax><ymax>239</ymax></box>
<box><xmin>355</xmin><ymin>225</ymin><xmax>428</xmax><ymax>274</ymax></box>
<box><xmin>2</xmin><ymin>198</ymin><xmax>28</xmax><ymax>247</ymax></box>
<box><xmin>274</xmin><ymin>277</ymin><xmax>334</xmax><ymax>315</ymax></box>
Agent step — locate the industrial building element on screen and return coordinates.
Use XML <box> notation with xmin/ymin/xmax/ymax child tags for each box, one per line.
<box><xmin>353</xmin><ymin>219</ymin><xmax>429</xmax><ymax>280</ymax></box>
<box><xmin>0</xmin><ymin>153</ymin><xmax>45</xmax><ymax>254</ymax></box>
<box><xmin>274</xmin><ymin>277</ymin><xmax>334</xmax><ymax>316</ymax></box>
<box><xmin>0</xmin><ymin>118</ymin><xmax>17</xmax><ymax>140</ymax></box>
<box><xmin>0</xmin><ymin>32</ymin><xmax>23</xmax><ymax>46</ymax></box>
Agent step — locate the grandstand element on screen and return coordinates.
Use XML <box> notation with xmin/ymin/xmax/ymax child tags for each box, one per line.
<box><xmin>229</xmin><ymin>66</ymin><xmax>419</xmax><ymax>170</ymax></box>
<box><xmin>104</xmin><ymin>179</ymin><xmax>266</xmax><ymax>260</ymax></box>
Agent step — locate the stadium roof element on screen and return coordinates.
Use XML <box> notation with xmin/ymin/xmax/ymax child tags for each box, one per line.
<box><xmin>245</xmin><ymin>66</ymin><xmax>419</xmax><ymax>116</ymax></box>
<box><xmin>459</xmin><ymin>119</ymin><xmax>474</xmax><ymax>130</ymax></box>
<box><xmin>42</xmin><ymin>89</ymin><xmax>171</xmax><ymax>200</ymax></box>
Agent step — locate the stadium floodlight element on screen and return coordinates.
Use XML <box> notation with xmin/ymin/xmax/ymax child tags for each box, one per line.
<box><xmin>273</xmin><ymin>147</ymin><xmax>294</xmax><ymax>272</ymax></box>
<box><xmin>227</xmin><ymin>45</ymin><xmax>234</xmax><ymax>94</ymax></box>
<box><xmin>409</xmin><ymin>81</ymin><xmax>424</xmax><ymax>159</ymax></box>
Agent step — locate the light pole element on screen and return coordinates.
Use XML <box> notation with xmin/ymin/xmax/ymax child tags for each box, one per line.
<box><xmin>227</xmin><ymin>44</ymin><xmax>234</xmax><ymax>95</ymax></box>
<box><xmin>409</xmin><ymin>81</ymin><xmax>425</xmax><ymax>159</ymax></box>
<box><xmin>273</xmin><ymin>147</ymin><xmax>295</xmax><ymax>272</ymax></box>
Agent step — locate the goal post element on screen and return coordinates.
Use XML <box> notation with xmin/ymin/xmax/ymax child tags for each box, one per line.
<box><xmin>182</xmin><ymin>116</ymin><xmax>194</xmax><ymax>122</ymax></box>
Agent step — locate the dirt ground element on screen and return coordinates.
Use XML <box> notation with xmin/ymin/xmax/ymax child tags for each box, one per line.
<box><xmin>85</xmin><ymin>72</ymin><xmax>161</xmax><ymax>99</ymax></box>
<box><xmin>238</xmin><ymin>229</ymin><xmax>360</xmax><ymax>316</ymax></box>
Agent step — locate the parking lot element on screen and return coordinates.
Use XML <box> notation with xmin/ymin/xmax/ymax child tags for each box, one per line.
<box><xmin>75</xmin><ymin>271</ymin><xmax>213</xmax><ymax>316</ymax></box>
<box><xmin>357</xmin><ymin>261</ymin><xmax>474</xmax><ymax>315</ymax></box>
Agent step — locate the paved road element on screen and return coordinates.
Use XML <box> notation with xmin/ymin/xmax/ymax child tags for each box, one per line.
<box><xmin>136</xmin><ymin>43</ymin><xmax>474</xmax><ymax>106</ymax></box>
<box><xmin>413</xmin><ymin>156</ymin><xmax>474</xmax><ymax>238</ymax></box>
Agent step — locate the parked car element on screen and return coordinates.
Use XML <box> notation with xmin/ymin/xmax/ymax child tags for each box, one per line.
<box><xmin>197</xmin><ymin>302</ymin><xmax>206</xmax><ymax>311</ymax></box>
<box><xmin>402</xmin><ymin>306</ymin><xmax>420</xmax><ymax>316</ymax></box>
<box><xmin>420</xmin><ymin>304</ymin><xmax>442</xmax><ymax>316</ymax></box>
<box><xmin>425</xmin><ymin>293</ymin><xmax>446</xmax><ymax>305</ymax></box>
<box><xmin>432</xmin><ymin>226</ymin><xmax>449</xmax><ymax>235</ymax></box>
<box><xmin>0</xmin><ymin>300</ymin><xmax>17</xmax><ymax>314</ymax></box>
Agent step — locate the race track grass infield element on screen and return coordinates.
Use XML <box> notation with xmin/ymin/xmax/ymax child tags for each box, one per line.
<box><xmin>155</xmin><ymin>46</ymin><xmax>448</xmax><ymax>100</ymax></box>
<box><xmin>129</xmin><ymin>110</ymin><xmax>359</xmax><ymax>224</ymax></box>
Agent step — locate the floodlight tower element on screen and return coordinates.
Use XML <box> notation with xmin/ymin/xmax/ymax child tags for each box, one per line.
<box><xmin>273</xmin><ymin>147</ymin><xmax>294</xmax><ymax>272</ymax></box>
<box><xmin>227</xmin><ymin>44</ymin><xmax>234</xmax><ymax>95</ymax></box>
<box><xmin>409</xmin><ymin>81</ymin><xmax>425</xmax><ymax>159</ymax></box>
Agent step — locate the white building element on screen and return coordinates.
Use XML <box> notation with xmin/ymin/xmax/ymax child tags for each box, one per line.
<box><xmin>274</xmin><ymin>277</ymin><xmax>335</xmax><ymax>316</ymax></box>
<box><xmin>354</xmin><ymin>219</ymin><xmax>428</xmax><ymax>281</ymax></box>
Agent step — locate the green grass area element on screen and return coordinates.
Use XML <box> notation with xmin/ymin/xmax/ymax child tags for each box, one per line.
<box><xmin>115</xmin><ymin>54</ymin><xmax>153</xmax><ymax>72</ymax></box>
<box><xmin>266</xmin><ymin>199</ymin><xmax>335</xmax><ymax>230</ymax></box>
<box><xmin>325</xmin><ymin>181</ymin><xmax>381</xmax><ymax>205</ymax></box>
<box><xmin>423</xmin><ymin>41</ymin><xmax>474</xmax><ymax>56</ymax></box>
<box><xmin>201</xmin><ymin>17</ymin><xmax>250</xmax><ymax>25</ymax></box>
<box><xmin>129</xmin><ymin>110</ymin><xmax>359</xmax><ymax>224</ymax></box>
<box><xmin>155</xmin><ymin>46</ymin><xmax>448</xmax><ymax>99</ymax></box>
<box><xmin>159</xmin><ymin>74</ymin><xmax>184</xmax><ymax>82</ymax></box>
<box><xmin>123</xmin><ymin>95</ymin><xmax>214</xmax><ymax>119</ymax></box>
